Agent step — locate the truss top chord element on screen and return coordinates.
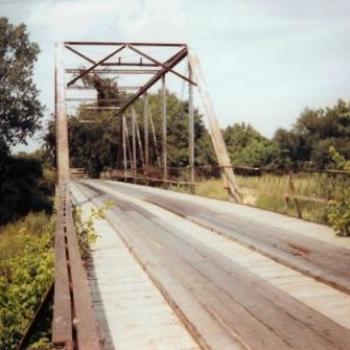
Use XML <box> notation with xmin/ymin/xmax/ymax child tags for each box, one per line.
<box><xmin>65</xmin><ymin>68</ymin><xmax>160</xmax><ymax>75</ymax></box>
<box><xmin>64</xmin><ymin>41</ymin><xmax>187</xmax><ymax>47</ymax></box>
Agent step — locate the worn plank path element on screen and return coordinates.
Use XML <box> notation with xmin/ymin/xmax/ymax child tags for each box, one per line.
<box><xmin>71</xmin><ymin>179</ymin><xmax>350</xmax><ymax>350</ymax></box>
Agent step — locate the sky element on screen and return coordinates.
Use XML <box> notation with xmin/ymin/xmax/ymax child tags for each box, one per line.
<box><xmin>1</xmin><ymin>0</ymin><xmax>350</xmax><ymax>152</ymax></box>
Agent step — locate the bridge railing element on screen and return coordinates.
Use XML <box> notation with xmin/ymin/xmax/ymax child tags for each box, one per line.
<box><xmin>100</xmin><ymin>165</ymin><xmax>350</xmax><ymax>223</ymax></box>
<box><xmin>52</xmin><ymin>181</ymin><xmax>101</xmax><ymax>350</ymax></box>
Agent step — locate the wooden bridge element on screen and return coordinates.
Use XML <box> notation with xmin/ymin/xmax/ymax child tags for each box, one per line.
<box><xmin>51</xmin><ymin>42</ymin><xmax>350</xmax><ymax>349</ymax></box>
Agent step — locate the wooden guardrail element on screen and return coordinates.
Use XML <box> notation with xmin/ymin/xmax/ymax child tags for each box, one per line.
<box><xmin>52</xmin><ymin>182</ymin><xmax>101</xmax><ymax>350</ymax></box>
<box><xmin>100</xmin><ymin>165</ymin><xmax>350</xmax><ymax>220</ymax></box>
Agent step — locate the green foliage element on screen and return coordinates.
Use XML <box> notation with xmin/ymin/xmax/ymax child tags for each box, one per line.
<box><xmin>140</xmin><ymin>91</ymin><xmax>214</xmax><ymax>167</ymax></box>
<box><xmin>194</xmin><ymin>179</ymin><xmax>229</xmax><ymax>200</ymax></box>
<box><xmin>224</xmin><ymin>123</ymin><xmax>280</xmax><ymax>167</ymax></box>
<box><xmin>0</xmin><ymin>212</ymin><xmax>54</xmax><ymax>349</ymax></box>
<box><xmin>0</xmin><ymin>153</ymin><xmax>55</xmax><ymax>225</ymax></box>
<box><xmin>73</xmin><ymin>201</ymin><xmax>113</xmax><ymax>260</ymax></box>
<box><xmin>175</xmin><ymin>173</ymin><xmax>330</xmax><ymax>224</ymax></box>
<box><xmin>44</xmin><ymin>88</ymin><xmax>216</xmax><ymax>176</ymax></box>
<box><xmin>327</xmin><ymin>147</ymin><xmax>350</xmax><ymax>236</ymax></box>
<box><xmin>273</xmin><ymin>100</ymin><xmax>350</xmax><ymax>168</ymax></box>
<box><xmin>44</xmin><ymin>71</ymin><xmax>350</xmax><ymax>174</ymax></box>
<box><xmin>0</xmin><ymin>17</ymin><xmax>43</xmax><ymax>148</ymax></box>
<box><xmin>0</xmin><ymin>17</ymin><xmax>46</xmax><ymax>225</ymax></box>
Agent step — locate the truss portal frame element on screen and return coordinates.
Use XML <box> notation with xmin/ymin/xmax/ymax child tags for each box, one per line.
<box><xmin>55</xmin><ymin>41</ymin><xmax>241</xmax><ymax>202</ymax></box>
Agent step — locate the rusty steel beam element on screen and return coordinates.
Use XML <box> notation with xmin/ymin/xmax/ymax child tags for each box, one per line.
<box><xmin>131</xmin><ymin>106</ymin><xmax>137</xmax><ymax>178</ymax></box>
<box><xmin>135</xmin><ymin>114</ymin><xmax>145</xmax><ymax>167</ymax></box>
<box><xmin>65</xmin><ymin>41</ymin><xmax>186</xmax><ymax>47</ymax></box>
<box><xmin>188</xmin><ymin>62</ymin><xmax>195</xmax><ymax>186</ymax></box>
<box><xmin>102</xmin><ymin>62</ymin><xmax>158</xmax><ymax>67</ymax></box>
<box><xmin>143</xmin><ymin>93</ymin><xmax>149</xmax><ymax>173</ymax></box>
<box><xmin>122</xmin><ymin>115</ymin><xmax>127</xmax><ymax>180</ymax></box>
<box><xmin>65</xmin><ymin>44</ymin><xmax>96</xmax><ymax>64</ymax></box>
<box><xmin>128</xmin><ymin>44</ymin><xmax>196</xmax><ymax>85</ymax></box>
<box><xmin>80</xmin><ymin>106</ymin><xmax>120</xmax><ymax>110</ymax></box>
<box><xmin>55</xmin><ymin>42</ymin><xmax>70</xmax><ymax>181</ymax></box>
<box><xmin>67</xmin><ymin>85</ymin><xmax>140</xmax><ymax>90</ymax></box>
<box><xmin>52</xmin><ymin>191</ymin><xmax>73</xmax><ymax>349</ymax></box>
<box><xmin>187</xmin><ymin>47</ymin><xmax>241</xmax><ymax>202</ymax></box>
<box><xmin>66</xmin><ymin>97</ymin><xmax>119</xmax><ymax>102</ymax></box>
<box><xmin>65</xmin><ymin>68</ymin><xmax>160</xmax><ymax>74</ymax></box>
<box><xmin>149</xmin><ymin>110</ymin><xmax>162</xmax><ymax>167</ymax></box>
<box><xmin>117</xmin><ymin>47</ymin><xmax>188</xmax><ymax>116</ymax></box>
<box><xmin>52</xmin><ymin>184</ymin><xmax>101</xmax><ymax>349</ymax></box>
<box><xmin>67</xmin><ymin>45</ymin><xmax>126</xmax><ymax>86</ymax></box>
<box><xmin>162</xmin><ymin>75</ymin><xmax>167</xmax><ymax>180</ymax></box>
<box><xmin>54</xmin><ymin>42</ymin><xmax>102</xmax><ymax>350</ymax></box>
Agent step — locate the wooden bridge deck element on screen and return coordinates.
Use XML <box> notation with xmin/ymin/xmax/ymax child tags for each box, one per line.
<box><xmin>71</xmin><ymin>180</ymin><xmax>350</xmax><ymax>350</ymax></box>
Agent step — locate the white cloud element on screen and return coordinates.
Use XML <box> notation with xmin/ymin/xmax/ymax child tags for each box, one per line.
<box><xmin>2</xmin><ymin>0</ymin><xmax>350</xmax><ymax>153</ymax></box>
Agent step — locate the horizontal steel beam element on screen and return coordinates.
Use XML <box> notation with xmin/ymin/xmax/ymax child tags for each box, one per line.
<box><xmin>65</xmin><ymin>68</ymin><xmax>160</xmax><ymax>74</ymax></box>
<box><xmin>67</xmin><ymin>85</ymin><xmax>140</xmax><ymax>90</ymax></box>
<box><xmin>81</xmin><ymin>106</ymin><xmax>120</xmax><ymax>110</ymax></box>
<box><xmin>65</xmin><ymin>41</ymin><xmax>187</xmax><ymax>47</ymax></box>
<box><xmin>102</xmin><ymin>62</ymin><xmax>158</xmax><ymax>67</ymax></box>
<box><xmin>65</xmin><ymin>45</ymin><xmax>158</xmax><ymax>67</ymax></box>
<box><xmin>66</xmin><ymin>97</ymin><xmax>119</xmax><ymax>102</ymax></box>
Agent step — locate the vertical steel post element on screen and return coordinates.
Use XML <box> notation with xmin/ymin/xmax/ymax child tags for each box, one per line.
<box><xmin>188</xmin><ymin>62</ymin><xmax>195</xmax><ymax>191</ymax></box>
<box><xmin>131</xmin><ymin>106</ymin><xmax>137</xmax><ymax>179</ymax></box>
<box><xmin>135</xmin><ymin>117</ymin><xmax>145</xmax><ymax>167</ymax></box>
<box><xmin>122</xmin><ymin>115</ymin><xmax>127</xmax><ymax>181</ymax></box>
<box><xmin>162</xmin><ymin>75</ymin><xmax>167</xmax><ymax>180</ymax></box>
<box><xmin>143</xmin><ymin>93</ymin><xmax>149</xmax><ymax>175</ymax></box>
<box><xmin>150</xmin><ymin>110</ymin><xmax>161</xmax><ymax>167</ymax></box>
<box><xmin>55</xmin><ymin>42</ymin><xmax>70</xmax><ymax>182</ymax></box>
<box><xmin>124</xmin><ymin>118</ymin><xmax>133</xmax><ymax>178</ymax></box>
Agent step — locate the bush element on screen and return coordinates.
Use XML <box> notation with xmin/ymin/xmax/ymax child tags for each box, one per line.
<box><xmin>73</xmin><ymin>201</ymin><xmax>113</xmax><ymax>260</ymax></box>
<box><xmin>0</xmin><ymin>212</ymin><xmax>54</xmax><ymax>349</ymax></box>
<box><xmin>327</xmin><ymin>147</ymin><xmax>350</xmax><ymax>236</ymax></box>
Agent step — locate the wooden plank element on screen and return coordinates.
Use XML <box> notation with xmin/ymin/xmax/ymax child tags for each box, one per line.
<box><xmin>80</xmin><ymin>181</ymin><xmax>350</xmax><ymax>350</ymax></box>
<box><xmin>85</xmin><ymin>180</ymin><xmax>350</xmax><ymax>331</ymax></box>
<box><xmin>105</xmin><ymin>211</ymin><xmax>250</xmax><ymax>349</ymax></box>
<box><xmin>71</xmin><ymin>184</ymin><xmax>201</xmax><ymax>350</ymax></box>
<box><xmin>80</xmin><ymin>184</ymin><xmax>245</xmax><ymax>349</ymax></box>
<box><xmin>137</xmin><ymin>190</ymin><xmax>350</xmax><ymax>295</ymax></box>
<box><xmin>128</xmin><ymin>211</ymin><xmax>350</xmax><ymax>350</ymax></box>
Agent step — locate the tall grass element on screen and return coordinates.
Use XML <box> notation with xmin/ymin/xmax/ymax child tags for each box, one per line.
<box><xmin>171</xmin><ymin>172</ymin><xmax>335</xmax><ymax>224</ymax></box>
<box><xmin>0</xmin><ymin>212</ymin><xmax>54</xmax><ymax>349</ymax></box>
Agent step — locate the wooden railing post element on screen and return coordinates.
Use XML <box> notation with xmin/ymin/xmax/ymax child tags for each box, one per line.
<box><xmin>288</xmin><ymin>171</ymin><xmax>303</xmax><ymax>219</ymax></box>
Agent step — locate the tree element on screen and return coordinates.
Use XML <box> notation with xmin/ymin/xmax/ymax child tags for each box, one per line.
<box><xmin>273</xmin><ymin>100</ymin><xmax>350</xmax><ymax>168</ymax></box>
<box><xmin>0</xmin><ymin>17</ymin><xmax>43</xmax><ymax>149</ymax></box>
<box><xmin>0</xmin><ymin>18</ymin><xmax>47</xmax><ymax>224</ymax></box>
<box><xmin>44</xmin><ymin>86</ymin><xmax>216</xmax><ymax>176</ymax></box>
<box><xmin>224</xmin><ymin>123</ymin><xmax>280</xmax><ymax>167</ymax></box>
